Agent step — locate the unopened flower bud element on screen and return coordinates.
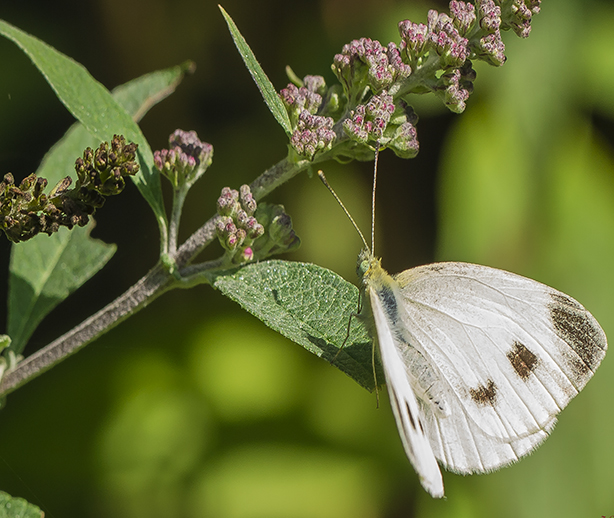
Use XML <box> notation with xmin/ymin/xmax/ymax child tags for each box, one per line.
<box><xmin>239</xmin><ymin>184</ymin><xmax>257</xmax><ymax>216</ymax></box>
<box><xmin>49</xmin><ymin>177</ymin><xmax>72</xmax><ymax>197</ymax></box>
<box><xmin>239</xmin><ymin>246</ymin><xmax>254</xmax><ymax>262</ymax></box>
<box><xmin>216</xmin><ymin>216</ymin><xmax>234</xmax><ymax>236</ymax></box>
<box><xmin>245</xmin><ymin>218</ymin><xmax>264</xmax><ymax>240</ymax></box>
<box><xmin>226</xmin><ymin>232</ymin><xmax>239</xmax><ymax>250</ymax></box>
<box><xmin>236</xmin><ymin>209</ymin><xmax>249</xmax><ymax>228</ymax></box>
<box><xmin>217</xmin><ymin>187</ymin><xmax>240</xmax><ymax>217</ymax></box>
<box><xmin>389</xmin><ymin>121</ymin><xmax>419</xmax><ymax>158</ymax></box>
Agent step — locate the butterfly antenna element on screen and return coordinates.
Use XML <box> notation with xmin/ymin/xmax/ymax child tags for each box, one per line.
<box><xmin>318</xmin><ymin>170</ymin><xmax>370</xmax><ymax>251</ymax></box>
<box><xmin>371</xmin><ymin>144</ymin><xmax>380</xmax><ymax>257</ymax></box>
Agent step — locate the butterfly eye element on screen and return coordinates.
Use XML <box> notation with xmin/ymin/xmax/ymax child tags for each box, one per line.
<box><xmin>356</xmin><ymin>258</ymin><xmax>370</xmax><ymax>278</ymax></box>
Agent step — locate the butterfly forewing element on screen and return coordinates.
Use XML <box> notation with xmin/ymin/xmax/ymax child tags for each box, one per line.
<box><xmin>368</xmin><ymin>286</ymin><xmax>444</xmax><ymax>497</ymax></box>
<box><xmin>392</xmin><ymin>262</ymin><xmax>607</xmax><ymax>472</ymax></box>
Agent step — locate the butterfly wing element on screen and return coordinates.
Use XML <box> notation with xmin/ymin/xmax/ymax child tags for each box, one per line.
<box><xmin>368</xmin><ymin>286</ymin><xmax>444</xmax><ymax>497</ymax></box>
<box><xmin>392</xmin><ymin>262</ymin><xmax>607</xmax><ymax>474</ymax></box>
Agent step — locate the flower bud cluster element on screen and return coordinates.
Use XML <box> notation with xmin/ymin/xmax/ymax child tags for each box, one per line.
<box><xmin>343</xmin><ymin>91</ymin><xmax>395</xmax><ymax>143</ymax></box>
<box><xmin>470</xmin><ymin>1</ymin><xmax>506</xmax><ymax>66</ymax></box>
<box><xmin>429</xmin><ymin>9</ymin><xmax>470</xmax><ymax>67</ymax></box>
<box><xmin>398</xmin><ymin>6</ymin><xmax>475</xmax><ymax>112</ymax></box>
<box><xmin>342</xmin><ymin>92</ymin><xmax>419</xmax><ymax>159</ymax></box>
<box><xmin>216</xmin><ymin>185</ymin><xmax>264</xmax><ymax>263</ymax></box>
<box><xmin>154</xmin><ymin>129</ymin><xmax>213</xmax><ymax>189</ymax></box>
<box><xmin>501</xmin><ymin>0</ymin><xmax>541</xmax><ymax>39</ymax></box>
<box><xmin>281</xmin><ymin>75</ymin><xmax>336</xmax><ymax>161</ymax></box>
<box><xmin>398</xmin><ymin>1</ymin><xmax>536</xmax><ymax>71</ymax></box>
<box><xmin>332</xmin><ymin>38</ymin><xmax>411</xmax><ymax>103</ymax></box>
<box><xmin>1</xmin><ymin>135</ymin><xmax>139</xmax><ymax>243</ymax></box>
<box><xmin>289</xmin><ymin>110</ymin><xmax>336</xmax><ymax>161</ymax></box>
<box><xmin>75</xmin><ymin>135</ymin><xmax>139</xmax><ymax>196</ymax></box>
<box><xmin>216</xmin><ymin>185</ymin><xmax>300</xmax><ymax>263</ymax></box>
<box><xmin>435</xmin><ymin>60</ymin><xmax>476</xmax><ymax>113</ymax></box>
<box><xmin>280</xmin><ymin>75</ymin><xmax>326</xmax><ymax>125</ymax></box>
<box><xmin>275</xmin><ymin>1</ymin><xmax>540</xmax><ymax>163</ymax></box>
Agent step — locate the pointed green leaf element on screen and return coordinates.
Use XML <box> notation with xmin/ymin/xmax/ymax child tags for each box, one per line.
<box><xmin>8</xmin><ymin>225</ymin><xmax>116</xmax><ymax>356</ymax></box>
<box><xmin>0</xmin><ymin>490</ymin><xmax>44</xmax><ymax>517</ymax></box>
<box><xmin>111</xmin><ymin>60</ymin><xmax>195</xmax><ymax>121</ymax></box>
<box><xmin>0</xmin><ymin>18</ymin><xmax>167</xmax><ymax>231</ymax></box>
<box><xmin>219</xmin><ymin>6</ymin><xmax>292</xmax><ymax>135</ymax></box>
<box><xmin>211</xmin><ymin>260</ymin><xmax>380</xmax><ymax>391</ymax></box>
<box><xmin>37</xmin><ymin>61</ymin><xmax>195</xmax><ymax>185</ymax></box>
<box><xmin>7</xmin><ymin>63</ymin><xmax>192</xmax><ymax>356</ymax></box>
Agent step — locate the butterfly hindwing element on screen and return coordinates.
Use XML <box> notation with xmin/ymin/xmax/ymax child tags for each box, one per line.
<box><xmin>423</xmin><ymin>391</ymin><xmax>555</xmax><ymax>473</ymax></box>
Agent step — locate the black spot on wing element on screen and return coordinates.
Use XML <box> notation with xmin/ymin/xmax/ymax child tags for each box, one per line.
<box><xmin>469</xmin><ymin>379</ymin><xmax>497</xmax><ymax>406</ymax></box>
<box><xmin>549</xmin><ymin>293</ymin><xmax>606</xmax><ymax>376</ymax></box>
<box><xmin>507</xmin><ymin>341</ymin><xmax>538</xmax><ymax>380</ymax></box>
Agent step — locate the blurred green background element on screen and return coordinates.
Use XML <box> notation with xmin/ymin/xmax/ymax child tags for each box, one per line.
<box><xmin>1</xmin><ymin>0</ymin><xmax>614</xmax><ymax>516</ymax></box>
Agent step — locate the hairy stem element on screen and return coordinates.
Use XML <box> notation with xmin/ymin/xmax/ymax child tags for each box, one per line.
<box><xmin>0</xmin><ymin>263</ymin><xmax>175</xmax><ymax>396</ymax></box>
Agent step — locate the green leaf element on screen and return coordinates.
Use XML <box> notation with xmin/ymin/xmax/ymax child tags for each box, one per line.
<box><xmin>110</xmin><ymin>60</ymin><xmax>195</xmax><ymax>122</ymax></box>
<box><xmin>36</xmin><ymin>61</ymin><xmax>195</xmax><ymax>185</ymax></box>
<box><xmin>7</xmin><ymin>63</ymin><xmax>192</xmax><ymax>356</ymax></box>
<box><xmin>0</xmin><ymin>490</ymin><xmax>44</xmax><ymax>518</ymax></box>
<box><xmin>8</xmin><ymin>225</ymin><xmax>116</xmax><ymax>356</ymax></box>
<box><xmin>0</xmin><ymin>18</ymin><xmax>167</xmax><ymax>233</ymax></box>
<box><xmin>211</xmin><ymin>260</ymin><xmax>380</xmax><ymax>391</ymax></box>
<box><xmin>219</xmin><ymin>6</ymin><xmax>292</xmax><ymax>135</ymax></box>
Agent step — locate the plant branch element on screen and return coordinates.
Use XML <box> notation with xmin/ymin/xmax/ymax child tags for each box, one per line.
<box><xmin>0</xmin><ymin>154</ymin><xmax>311</xmax><ymax>397</ymax></box>
<box><xmin>0</xmin><ymin>0</ymin><xmax>543</xmax><ymax>397</ymax></box>
<box><xmin>0</xmin><ymin>263</ymin><xmax>175</xmax><ymax>396</ymax></box>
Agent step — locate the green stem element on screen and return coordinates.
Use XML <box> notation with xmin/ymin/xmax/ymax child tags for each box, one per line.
<box><xmin>168</xmin><ymin>184</ymin><xmax>190</xmax><ymax>254</ymax></box>
<box><xmin>393</xmin><ymin>53</ymin><xmax>444</xmax><ymax>98</ymax></box>
<box><xmin>0</xmin><ymin>254</ymin><xmax>236</xmax><ymax>397</ymax></box>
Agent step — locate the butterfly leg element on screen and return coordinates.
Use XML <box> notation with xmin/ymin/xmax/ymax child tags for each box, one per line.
<box><xmin>333</xmin><ymin>290</ymin><xmax>363</xmax><ymax>362</ymax></box>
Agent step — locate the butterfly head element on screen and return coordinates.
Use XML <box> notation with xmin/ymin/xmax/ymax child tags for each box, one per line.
<box><xmin>357</xmin><ymin>248</ymin><xmax>383</xmax><ymax>285</ymax></box>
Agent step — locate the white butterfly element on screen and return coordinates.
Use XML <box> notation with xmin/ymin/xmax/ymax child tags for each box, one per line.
<box><xmin>319</xmin><ymin>168</ymin><xmax>608</xmax><ymax>499</ymax></box>
<box><xmin>360</xmin><ymin>251</ymin><xmax>607</xmax><ymax>498</ymax></box>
